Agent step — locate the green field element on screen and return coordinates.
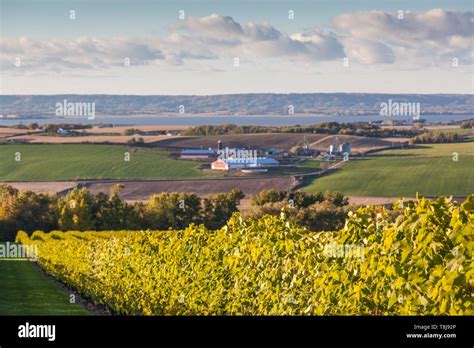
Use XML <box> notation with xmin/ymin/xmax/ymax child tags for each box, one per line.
<box><xmin>304</xmin><ymin>142</ymin><xmax>474</xmax><ymax>197</ymax></box>
<box><xmin>0</xmin><ymin>260</ymin><xmax>90</xmax><ymax>315</ymax></box>
<box><xmin>0</xmin><ymin>144</ymin><xmax>212</xmax><ymax>180</ymax></box>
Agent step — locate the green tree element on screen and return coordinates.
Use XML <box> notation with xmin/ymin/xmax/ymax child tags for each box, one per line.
<box><xmin>145</xmin><ymin>192</ymin><xmax>201</xmax><ymax>229</ymax></box>
<box><xmin>58</xmin><ymin>188</ymin><xmax>95</xmax><ymax>230</ymax></box>
<box><xmin>202</xmin><ymin>189</ymin><xmax>244</xmax><ymax>229</ymax></box>
<box><xmin>250</xmin><ymin>189</ymin><xmax>287</xmax><ymax>206</ymax></box>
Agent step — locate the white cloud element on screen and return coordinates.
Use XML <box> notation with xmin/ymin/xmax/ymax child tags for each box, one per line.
<box><xmin>331</xmin><ymin>8</ymin><xmax>474</xmax><ymax>65</ymax></box>
<box><xmin>1</xmin><ymin>10</ymin><xmax>472</xmax><ymax>72</ymax></box>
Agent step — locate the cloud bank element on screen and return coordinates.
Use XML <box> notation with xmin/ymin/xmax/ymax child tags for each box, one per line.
<box><xmin>1</xmin><ymin>9</ymin><xmax>472</xmax><ymax>71</ymax></box>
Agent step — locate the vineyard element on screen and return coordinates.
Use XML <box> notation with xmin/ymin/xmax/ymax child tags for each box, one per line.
<box><xmin>17</xmin><ymin>195</ymin><xmax>473</xmax><ymax>315</ymax></box>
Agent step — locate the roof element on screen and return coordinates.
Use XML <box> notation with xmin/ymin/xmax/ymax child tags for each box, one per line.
<box><xmin>218</xmin><ymin>157</ymin><xmax>279</xmax><ymax>165</ymax></box>
<box><xmin>180</xmin><ymin>149</ymin><xmax>214</xmax><ymax>155</ymax></box>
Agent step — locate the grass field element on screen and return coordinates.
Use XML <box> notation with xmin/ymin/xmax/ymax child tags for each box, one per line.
<box><xmin>303</xmin><ymin>142</ymin><xmax>474</xmax><ymax>197</ymax></box>
<box><xmin>0</xmin><ymin>144</ymin><xmax>213</xmax><ymax>181</ymax></box>
<box><xmin>0</xmin><ymin>260</ymin><xmax>90</xmax><ymax>315</ymax></box>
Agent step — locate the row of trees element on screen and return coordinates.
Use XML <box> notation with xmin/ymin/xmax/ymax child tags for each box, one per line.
<box><xmin>0</xmin><ymin>184</ymin><xmax>352</xmax><ymax>240</ymax></box>
<box><xmin>411</xmin><ymin>131</ymin><xmax>463</xmax><ymax>144</ymax></box>
<box><xmin>0</xmin><ymin>184</ymin><xmax>244</xmax><ymax>241</ymax></box>
<box><xmin>181</xmin><ymin>122</ymin><xmax>421</xmax><ymax>138</ymax></box>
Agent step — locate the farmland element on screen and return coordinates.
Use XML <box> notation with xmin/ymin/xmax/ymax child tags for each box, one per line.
<box><xmin>304</xmin><ymin>142</ymin><xmax>474</xmax><ymax>197</ymax></box>
<box><xmin>0</xmin><ymin>144</ymin><xmax>212</xmax><ymax>181</ymax></box>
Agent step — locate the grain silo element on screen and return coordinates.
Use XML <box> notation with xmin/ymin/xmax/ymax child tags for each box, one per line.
<box><xmin>339</xmin><ymin>143</ymin><xmax>352</xmax><ymax>155</ymax></box>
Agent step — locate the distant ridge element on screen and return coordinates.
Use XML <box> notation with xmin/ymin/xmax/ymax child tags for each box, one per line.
<box><xmin>1</xmin><ymin>93</ymin><xmax>473</xmax><ymax>117</ymax></box>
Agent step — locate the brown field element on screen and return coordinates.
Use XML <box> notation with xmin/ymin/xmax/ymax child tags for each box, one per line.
<box><xmin>3</xmin><ymin>130</ymin><xmax>404</xmax><ymax>153</ymax></box>
<box><xmin>6</xmin><ymin>180</ymin><xmax>462</xmax><ymax>207</ymax></box>
<box><xmin>151</xmin><ymin>133</ymin><xmax>401</xmax><ymax>154</ymax></box>
<box><xmin>381</xmin><ymin>137</ymin><xmax>412</xmax><ymax>143</ymax></box>
<box><xmin>307</xmin><ymin>134</ymin><xmax>397</xmax><ymax>154</ymax></box>
<box><xmin>83</xmin><ymin>177</ymin><xmax>294</xmax><ymax>201</ymax></box>
<box><xmin>151</xmin><ymin>133</ymin><xmax>328</xmax><ymax>149</ymax></box>
<box><xmin>347</xmin><ymin>196</ymin><xmax>401</xmax><ymax>206</ymax></box>
<box><xmin>78</xmin><ymin>125</ymin><xmax>190</xmax><ymax>134</ymax></box>
<box><xmin>0</xmin><ymin>128</ymin><xmax>40</xmax><ymax>139</ymax></box>
<box><xmin>5</xmin><ymin>134</ymin><xmax>179</xmax><ymax>144</ymax></box>
<box><xmin>0</xmin><ymin>178</ymin><xmax>293</xmax><ymax>200</ymax></box>
<box><xmin>0</xmin><ymin>181</ymin><xmax>77</xmax><ymax>194</ymax></box>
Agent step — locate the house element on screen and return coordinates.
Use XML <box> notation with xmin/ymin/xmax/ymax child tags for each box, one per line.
<box><xmin>56</xmin><ymin>128</ymin><xmax>69</xmax><ymax>135</ymax></box>
<box><xmin>211</xmin><ymin>157</ymin><xmax>279</xmax><ymax>171</ymax></box>
<box><xmin>180</xmin><ymin>149</ymin><xmax>215</xmax><ymax>159</ymax></box>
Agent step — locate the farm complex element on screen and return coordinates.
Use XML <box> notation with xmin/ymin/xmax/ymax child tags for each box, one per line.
<box><xmin>1</xmin><ymin>120</ymin><xmax>473</xmax><ymax>201</ymax></box>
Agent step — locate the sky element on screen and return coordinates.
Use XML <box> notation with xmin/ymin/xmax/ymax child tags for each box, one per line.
<box><xmin>1</xmin><ymin>0</ymin><xmax>473</xmax><ymax>95</ymax></box>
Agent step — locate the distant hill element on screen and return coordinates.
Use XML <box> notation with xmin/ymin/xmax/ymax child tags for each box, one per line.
<box><xmin>1</xmin><ymin>93</ymin><xmax>473</xmax><ymax>117</ymax></box>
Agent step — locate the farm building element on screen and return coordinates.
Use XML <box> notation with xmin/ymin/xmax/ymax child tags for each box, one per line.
<box><xmin>56</xmin><ymin>128</ymin><xmax>69</xmax><ymax>135</ymax></box>
<box><xmin>328</xmin><ymin>142</ymin><xmax>352</xmax><ymax>156</ymax></box>
<box><xmin>211</xmin><ymin>157</ymin><xmax>279</xmax><ymax>171</ymax></box>
<box><xmin>180</xmin><ymin>149</ymin><xmax>215</xmax><ymax>159</ymax></box>
<box><xmin>339</xmin><ymin>143</ymin><xmax>352</xmax><ymax>155</ymax></box>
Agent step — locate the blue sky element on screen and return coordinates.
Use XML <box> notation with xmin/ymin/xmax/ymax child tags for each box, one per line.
<box><xmin>1</xmin><ymin>0</ymin><xmax>473</xmax><ymax>94</ymax></box>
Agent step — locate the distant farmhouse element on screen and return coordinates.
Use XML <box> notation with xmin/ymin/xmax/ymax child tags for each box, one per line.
<box><xmin>211</xmin><ymin>157</ymin><xmax>279</xmax><ymax>171</ymax></box>
<box><xmin>56</xmin><ymin>128</ymin><xmax>69</xmax><ymax>136</ymax></box>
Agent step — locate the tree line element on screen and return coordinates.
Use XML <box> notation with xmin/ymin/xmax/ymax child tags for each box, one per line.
<box><xmin>181</xmin><ymin>122</ymin><xmax>421</xmax><ymax>138</ymax></box>
<box><xmin>0</xmin><ymin>185</ymin><xmax>243</xmax><ymax>241</ymax></box>
<box><xmin>410</xmin><ymin>131</ymin><xmax>463</xmax><ymax>144</ymax></box>
<box><xmin>0</xmin><ymin>184</ymin><xmax>351</xmax><ymax>241</ymax></box>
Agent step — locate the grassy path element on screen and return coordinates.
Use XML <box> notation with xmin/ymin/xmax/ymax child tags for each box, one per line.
<box><xmin>0</xmin><ymin>260</ymin><xmax>90</xmax><ymax>315</ymax></box>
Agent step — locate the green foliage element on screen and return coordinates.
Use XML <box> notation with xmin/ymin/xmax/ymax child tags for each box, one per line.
<box><xmin>411</xmin><ymin>131</ymin><xmax>462</xmax><ymax>144</ymax></box>
<box><xmin>247</xmin><ymin>189</ymin><xmax>349</xmax><ymax>231</ymax></box>
<box><xmin>123</xmin><ymin>128</ymin><xmax>142</xmax><ymax>135</ymax></box>
<box><xmin>18</xmin><ymin>195</ymin><xmax>473</xmax><ymax>315</ymax></box>
<box><xmin>145</xmin><ymin>192</ymin><xmax>202</xmax><ymax>229</ymax></box>
<box><xmin>0</xmin><ymin>185</ymin><xmax>58</xmax><ymax>241</ymax></box>
<box><xmin>0</xmin><ymin>185</ymin><xmax>246</xmax><ymax>240</ymax></box>
<box><xmin>201</xmin><ymin>189</ymin><xmax>245</xmax><ymax>229</ymax></box>
<box><xmin>93</xmin><ymin>191</ymin><xmax>140</xmax><ymax>230</ymax></box>
<box><xmin>58</xmin><ymin>188</ymin><xmax>96</xmax><ymax>230</ymax></box>
<box><xmin>250</xmin><ymin>189</ymin><xmax>288</xmax><ymax>206</ymax></box>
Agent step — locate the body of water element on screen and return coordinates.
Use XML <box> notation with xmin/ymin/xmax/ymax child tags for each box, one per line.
<box><xmin>0</xmin><ymin>114</ymin><xmax>471</xmax><ymax>127</ymax></box>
